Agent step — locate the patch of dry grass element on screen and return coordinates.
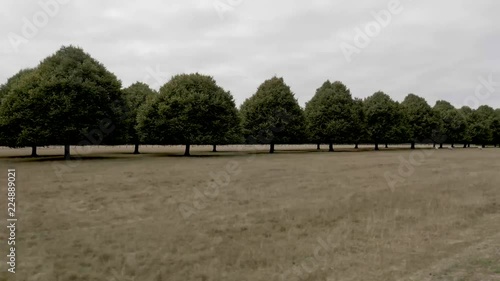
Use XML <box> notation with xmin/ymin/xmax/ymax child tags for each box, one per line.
<box><xmin>0</xmin><ymin>145</ymin><xmax>499</xmax><ymax>280</ymax></box>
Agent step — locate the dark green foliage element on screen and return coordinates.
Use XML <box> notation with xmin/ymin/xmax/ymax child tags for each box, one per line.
<box><xmin>469</xmin><ymin>105</ymin><xmax>495</xmax><ymax>146</ymax></box>
<box><xmin>363</xmin><ymin>91</ymin><xmax>404</xmax><ymax>149</ymax></box>
<box><xmin>137</xmin><ymin>73</ymin><xmax>242</xmax><ymax>151</ymax></box>
<box><xmin>240</xmin><ymin>77</ymin><xmax>306</xmax><ymax>148</ymax></box>
<box><xmin>0</xmin><ymin>45</ymin><xmax>126</xmax><ymax>158</ymax></box>
<box><xmin>304</xmin><ymin>81</ymin><xmax>363</xmax><ymax>149</ymax></box>
<box><xmin>351</xmin><ymin>98</ymin><xmax>367</xmax><ymax>145</ymax></box>
<box><xmin>493</xmin><ymin>109</ymin><xmax>500</xmax><ymax>146</ymax></box>
<box><xmin>0</xmin><ymin>68</ymin><xmax>46</xmax><ymax>148</ymax></box>
<box><xmin>122</xmin><ymin>82</ymin><xmax>156</xmax><ymax>153</ymax></box>
<box><xmin>431</xmin><ymin>100</ymin><xmax>466</xmax><ymax>146</ymax></box>
<box><xmin>401</xmin><ymin>94</ymin><xmax>435</xmax><ymax>146</ymax></box>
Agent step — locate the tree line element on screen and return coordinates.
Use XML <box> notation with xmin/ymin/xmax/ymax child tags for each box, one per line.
<box><xmin>1</xmin><ymin>46</ymin><xmax>499</xmax><ymax>159</ymax></box>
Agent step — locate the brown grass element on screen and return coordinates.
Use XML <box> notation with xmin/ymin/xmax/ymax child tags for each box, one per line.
<box><xmin>0</xmin><ymin>145</ymin><xmax>499</xmax><ymax>281</ymax></box>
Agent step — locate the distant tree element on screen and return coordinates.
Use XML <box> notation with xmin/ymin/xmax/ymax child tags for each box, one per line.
<box><xmin>459</xmin><ymin>106</ymin><xmax>474</xmax><ymax>147</ymax></box>
<box><xmin>351</xmin><ymin>98</ymin><xmax>366</xmax><ymax>149</ymax></box>
<box><xmin>401</xmin><ymin>94</ymin><xmax>434</xmax><ymax>149</ymax></box>
<box><xmin>304</xmin><ymin>80</ymin><xmax>359</xmax><ymax>151</ymax></box>
<box><xmin>363</xmin><ymin>91</ymin><xmax>403</xmax><ymax>150</ymax></box>
<box><xmin>1</xmin><ymin>46</ymin><xmax>126</xmax><ymax>159</ymax></box>
<box><xmin>0</xmin><ymin>68</ymin><xmax>43</xmax><ymax>156</ymax></box>
<box><xmin>470</xmin><ymin>105</ymin><xmax>495</xmax><ymax>147</ymax></box>
<box><xmin>122</xmin><ymin>82</ymin><xmax>156</xmax><ymax>154</ymax></box>
<box><xmin>137</xmin><ymin>73</ymin><xmax>242</xmax><ymax>156</ymax></box>
<box><xmin>493</xmin><ymin>109</ymin><xmax>500</xmax><ymax>147</ymax></box>
<box><xmin>432</xmin><ymin>100</ymin><xmax>466</xmax><ymax>148</ymax></box>
<box><xmin>240</xmin><ymin>76</ymin><xmax>306</xmax><ymax>153</ymax></box>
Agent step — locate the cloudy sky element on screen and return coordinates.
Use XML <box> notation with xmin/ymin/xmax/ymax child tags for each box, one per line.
<box><xmin>1</xmin><ymin>0</ymin><xmax>499</xmax><ymax>108</ymax></box>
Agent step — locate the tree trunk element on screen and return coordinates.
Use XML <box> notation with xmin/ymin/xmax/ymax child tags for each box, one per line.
<box><xmin>439</xmin><ymin>143</ymin><xmax>443</xmax><ymax>149</ymax></box>
<box><xmin>64</xmin><ymin>144</ymin><xmax>70</xmax><ymax>160</ymax></box>
<box><xmin>184</xmin><ymin>144</ymin><xmax>191</xmax><ymax>156</ymax></box>
<box><xmin>375</xmin><ymin>143</ymin><xmax>379</xmax><ymax>151</ymax></box>
<box><xmin>468</xmin><ymin>144</ymin><xmax>471</xmax><ymax>148</ymax></box>
<box><xmin>463</xmin><ymin>143</ymin><xmax>467</xmax><ymax>148</ymax></box>
<box><xmin>133</xmin><ymin>143</ymin><xmax>140</xmax><ymax>154</ymax></box>
<box><xmin>270</xmin><ymin>143</ymin><xmax>275</xmax><ymax>154</ymax></box>
<box><xmin>31</xmin><ymin>146</ymin><xmax>38</xmax><ymax>157</ymax></box>
<box><xmin>212</xmin><ymin>145</ymin><xmax>217</xmax><ymax>152</ymax></box>
<box><xmin>482</xmin><ymin>144</ymin><xmax>486</xmax><ymax>148</ymax></box>
<box><xmin>355</xmin><ymin>143</ymin><xmax>359</xmax><ymax>149</ymax></box>
<box><xmin>411</xmin><ymin>142</ymin><xmax>415</xmax><ymax>150</ymax></box>
<box><xmin>329</xmin><ymin>143</ymin><xmax>334</xmax><ymax>152</ymax></box>
<box><xmin>385</xmin><ymin>143</ymin><xmax>388</xmax><ymax>148</ymax></box>
<box><xmin>317</xmin><ymin>144</ymin><xmax>320</xmax><ymax>150</ymax></box>
<box><xmin>451</xmin><ymin>143</ymin><xmax>454</xmax><ymax>148</ymax></box>
<box><xmin>433</xmin><ymin>143</ymin><xmax>436</xmax><ymax>148</ymax></box>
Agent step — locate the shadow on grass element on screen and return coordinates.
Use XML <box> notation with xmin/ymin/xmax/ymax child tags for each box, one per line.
<box><xmin>2</xmin><ymin>155</ymin><xmax>126</xmax><ymax>163</ymax></box>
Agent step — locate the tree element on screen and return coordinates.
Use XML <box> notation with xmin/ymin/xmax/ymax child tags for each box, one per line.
<box><xmin>363</xmin><ymin>91</ymin><xmax>403</xmax><ymax>150</ymax></box>
<box><xmin>122</xmin><ymin>82</ymin><xmax>156</xmax><ymax>154</ymax></box>
<box><xmin>0</xmin><ymin>68</ymin><xmax>41</xmax><ymax>156</ymax></box>
<box><xmin>401</xmin><ymin>94</ymin><xmax>434</xmax><ymax>149</ymax></box>
<box><xmin>240</xmin><ymin>76</ymin><xmax>306</xmax><ymax>153</ymax></box>
<box><xmin>432</xmin><ymin>100</ymin><xmax>466</xmax><ymax>148</ymax></box>
<box><xmin>351</xmin><ymin>98</ymin><xmax>366</xmax><ymax>149</ymax></box>
<box><xmin>0</xmin><ymin>68</ymin><xmax>52</xmax><ymax>157</ymax></box>
<box><xmin>469</xmin><ymin>105</ymin><xmax>495</xmax><ymax>147</ymax></box>
<box><xmin>493</xmin><ymin>109</ymin><xmax>500</xmax><ymax>147</ymax></box>
<box><xmin>137</xmin><ymin>73</ymin><xmax>241</xmax><ymax>156</ymax></box>
<box><xmin>459</xmin><ymin>106</ymin><xmax>474</xmax><ymax>147</ymax></box>
<box><xmin>2</xmin><ymin>46</ymin><xmax>126</xmax><ymax>160</ymax></box>
<box><xmin>305</xmin><ymin>80</ymin><xmax>359</xmax><ymax>152</ymax></box>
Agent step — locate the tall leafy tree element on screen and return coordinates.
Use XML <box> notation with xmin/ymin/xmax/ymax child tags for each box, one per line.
<box><xmin>432</xmin><ymin>100</ymin><xmax>466</xmax><ymax>148</ymax></box>
<box><xmin>493</xmin><ymin>109</ymin><xmax>500</xmax><ymax>147</ymax></box>
<box><xmin>363</xmin><ymin>91</ymin><xmax>403</xmax><ymax>150</ymax></box>
<box><xmin>459</xmin><ymin>106</ymin><xmax>474</xmax><ymax>147</ymax></box>
<box><xmin>470</xmin><ymin>105</ymin><xmax>495</xmax><ymax>147</ymax></box>
<box><xmin>0</xmin><ymin>68</ymin><xmax>40</xmax><ymax>156</ymax></box>
<box><xmin>137</xmin><ymin>73</ymin><xmax>241</xmax><ymax>156</ymax></box>
<box><xmin>122</xmin><ymin>82</ymin><xmax>156</xmax><ymax>154</ymax></box>
<box><xmin>240</xmin><ymin>76</ymin><xmax>306</xmax><ymax>153</ymax></box>
<box><xmin>2</xmin><ymin>46</ymin><xmax>126</xmax><ymax>159</ymax></box>
<box><xmin>304</xmin><ymin>80</ymin><xmax>359</xmax><ymax>151</ymax></box>
<box><xmin>351</xmin><ymin>98</ymin><xmax>366</xmax><ymax>149</ymax></box>
<box><xmin>401</xmin><ymin>94</ymin><xmax>434</xmax><ymax>149</ymax></box>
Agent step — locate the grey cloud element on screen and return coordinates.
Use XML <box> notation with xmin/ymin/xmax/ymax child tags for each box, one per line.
<box><xmin>1</xmin><ymin>0</ymin><xmax>499</xmax><ymax>108</ymax></box>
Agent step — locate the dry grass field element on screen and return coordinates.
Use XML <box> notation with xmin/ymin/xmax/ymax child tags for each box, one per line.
<box><xmin>0</xmin><ymin>145</ymin><xmax>499</xmax><ymax>281</ymax></box>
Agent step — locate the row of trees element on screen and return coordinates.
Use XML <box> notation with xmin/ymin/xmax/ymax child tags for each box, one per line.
<box><xmin>1</xmin><ymin>46</ymin><xmax>499</xmax><ymax>158</ymax></box>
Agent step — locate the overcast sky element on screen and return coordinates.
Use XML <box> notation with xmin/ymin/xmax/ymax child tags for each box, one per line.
<box><xmin>1</xmin><ymin>0</ymin><xmax>499</xmax><ymax>108</ymax></box>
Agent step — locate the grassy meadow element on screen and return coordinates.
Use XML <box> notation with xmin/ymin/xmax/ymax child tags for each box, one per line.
<box><xmin>0</xmin><ymin>145</ymin><xmax>499</xmax><ymax>280</ymax></box>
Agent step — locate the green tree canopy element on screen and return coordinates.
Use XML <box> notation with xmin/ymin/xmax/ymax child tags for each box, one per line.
<box><xmin>363</xmin><ymin>91</ymin><xmax>403</xmax><ymax>150</ymax></box>
<box><xmin>122</xmin><ymin>82</ymin><xmax>157</xmax><ymax>154</ymax></box>
<box><xmin>304</xmin><ymin>80</ymin><xmax>360</xmax><ymax>151</ymax></box>
<box><xmin>493</xmin><ymin>109</ymin><xmax>500</xmax><ymax>147</ymax></box>
<box><xmin>432</xmin><ymin>100</ymin><xmax>466</xmax><ymax>147</ymax></box>
<box><xmin>240</xmin><ymin>76</ymin><xmax>306</xmax><ymax>153</ymax></box>
<box><xmin>1</xmin><ymin>45</ymin><xmax>125</xmax><ymax>159</ymax></box>
<box><xmin>0</xmin><ymin>68</ymin><xmax>42</xmax><ymax>150</ymax></box>
<box><xmin>137</xmin><ymin>73</ymin><xmax>242</xmax><ymax>156</ymax></box>
<box><xmin>401</xmin><ymin>94</ymin><xmax>435</xmax><ymax>148</ymax></box>
<box><xmin>469</xmin><ymin>105</ymin><xmax>495</xmax><ymax>146</ymax></box>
